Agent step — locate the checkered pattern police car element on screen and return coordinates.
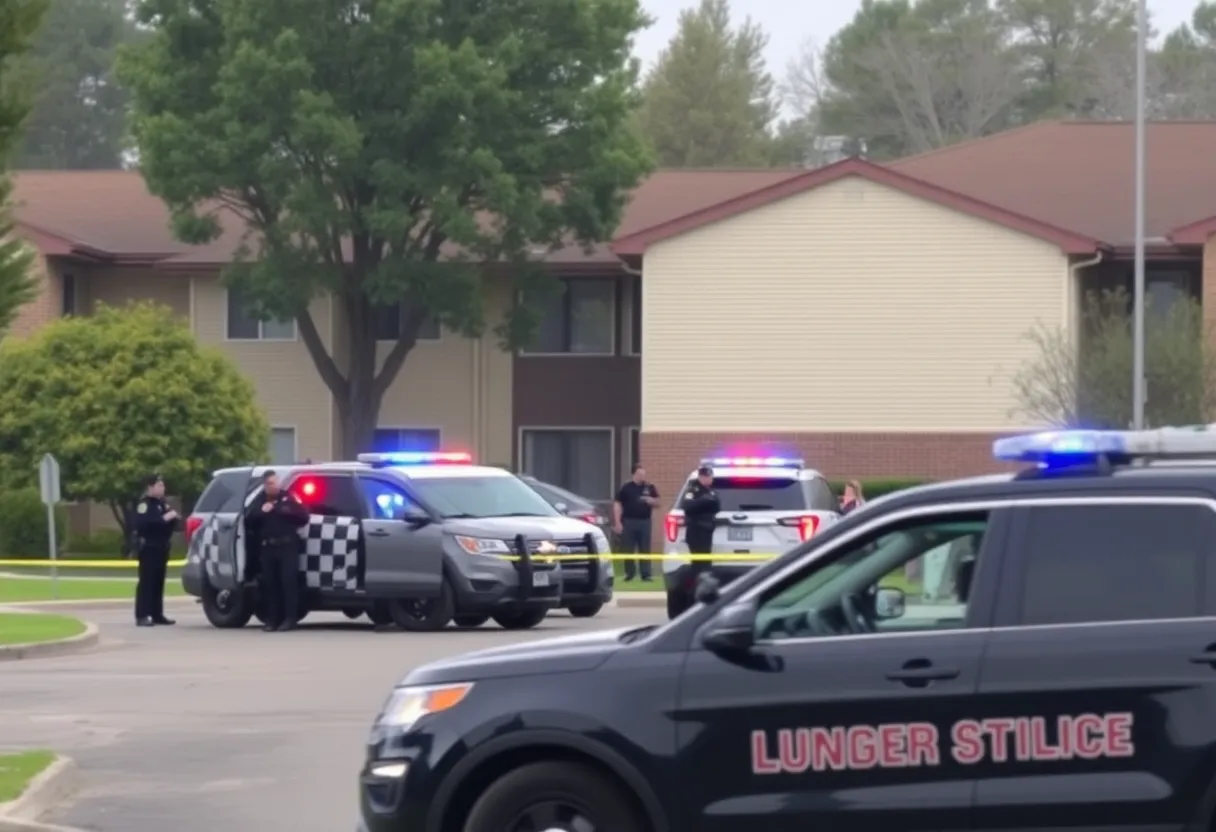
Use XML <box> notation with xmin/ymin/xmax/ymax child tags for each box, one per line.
<box><xmin>181</xmin><ymin>452</ymin><xmax>613</xmax><ymax>632</ymax></box>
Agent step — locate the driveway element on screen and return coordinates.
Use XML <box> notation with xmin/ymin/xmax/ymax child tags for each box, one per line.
<box><xmin>0</xmin><ymin>598</ymin><xmax>662</xmax><ymax>831</ymax></box>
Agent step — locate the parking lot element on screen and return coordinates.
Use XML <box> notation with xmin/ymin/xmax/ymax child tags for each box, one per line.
<box><xmin>0</xmin><ymin>597</ymin><xmax>662</xmax><ymax>831</ymax></box>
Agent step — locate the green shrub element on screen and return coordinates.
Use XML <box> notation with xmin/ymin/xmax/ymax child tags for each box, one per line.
<box><xmin>828</xmin><ymin>479</ymin><xmax>930</xmax><ymax>500</ymax></box>
<box><xmin>0</xmin><ymin>488</ymin><xmax>68</xmax><ymax>558</ymax></box>
<box><xmin>64</xmin><ymin>528</ymin><xmax>127</xmax><ymax>556</ymax></box>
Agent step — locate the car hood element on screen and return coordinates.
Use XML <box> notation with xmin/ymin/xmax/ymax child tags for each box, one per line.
<box><xmin>400</xmin><ymin>626</ymin><xmax>636</xmax><ymax>685</ymax></box>
<box><xmin>443</xmin><ymin>515</ymin><xmax>601</xmax><ymax>541</ymax></box>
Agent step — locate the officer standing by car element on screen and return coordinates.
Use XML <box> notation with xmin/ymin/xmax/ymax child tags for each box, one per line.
<box><xmin>133</xmin><ymin>474</ymin><xmax>179</xmax><ymax>627</ymax></box>
<box><xmin>682</xmin><ymin>465</ymin><xmax>720</xmax><ymax>579</ymax></box>
<box><xmin>244</xmin><ymin>470</ymin><xmax>310</xmax><ymax>632</ymax></box>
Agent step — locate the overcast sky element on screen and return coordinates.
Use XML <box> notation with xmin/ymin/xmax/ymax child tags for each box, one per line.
<box><xmin>635</xmin><ymin>0</ymin><xmax>1200</xmax><ymax>80</ymax></box>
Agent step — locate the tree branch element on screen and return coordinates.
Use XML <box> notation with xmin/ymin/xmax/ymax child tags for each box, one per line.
<box><xmin>296</xmin><ymin>308</ymin><xmax>348</xmax><ymax>398</ymax></box>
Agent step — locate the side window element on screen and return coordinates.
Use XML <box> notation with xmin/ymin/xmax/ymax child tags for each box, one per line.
<box><xmin>358</xmin><ymin>477</ymin><xmax>424</xmax><ymax>521</ymax></box>
<box><xmin>754</xmin><ymin>511</ymin><xmax>989</xmax><ymax>641</ymax></box>
<box><xmin>1017</xmin><ymin>503</ymin><xmax>1206</xmax><ymax>626</ymax></box>
<box><xmin>289</xmin><ymin>474</ymin><xmax>363</xmax><ymax>517</ymax></box>
<box><xmin>805</xmin><ymin>476</ymin><xmax>839</xmax><ymax>512</ymax></box>
<box><xmin>196</xmin><ymin>472</ymin><xmax>247</xmax><ymax>512</ymax></box>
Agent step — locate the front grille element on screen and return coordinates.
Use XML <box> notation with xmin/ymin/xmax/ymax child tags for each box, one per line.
<box><xmin>526</xmin><ymin>539</ymin><xmax>592</xmax><ymax>555</ymax></box>
<box><xmin>527</xmin><ymin>538</ymin><xmax>597</xmax><ymax>591</ymax></box>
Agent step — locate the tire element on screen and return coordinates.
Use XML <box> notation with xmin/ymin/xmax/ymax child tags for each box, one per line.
<box><xmin>368</xmin><ymin>604</ymin><xmax>392</xmax><ymax>627</ymax></box>
<box><xmin>492</xmin><ymin>608</ymin><xmax>548</xmax><ymax>630</ymax></box>
<box><xmin>666</xmin><ymin>588</ymin><xmax>693</xmax><ymax>620</ymax></box>
<box><xmin>567</xmin><ymin>601</ymin><xmax>604</xmax><ymax>618</ymax></box>
<box><xmin>342</xmin><ymin>609</ymin><xmax>363</xmax><ymax>620</ymax></box>
<box><xmin>202</xmin><ymin>583</ymin><xmax>254</xmax><ymax>629</ymax></box>
<box><xmin>254</xmin><ymin>607</ymin><xmax>309</xmax><ymax>625</ymax></box>
<box><xmin>462</xmin><ymin>761</ymin><xmax>644</xmax><ymax>832</ymax></box>
<box><xmin>453</xmin><ymin>615</ymin><xmax>489</xmax><ymax>628</ymax></box>
<box><xmin>388</xmin><ymin>579</ymin><xmax>456</xmax><ymax>632</ymax></box>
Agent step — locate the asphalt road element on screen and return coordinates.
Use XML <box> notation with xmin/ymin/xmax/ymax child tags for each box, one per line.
<box><xmin>0</xmin><ymin>598</ymin><xmax>663</xmax><ymax>831</ymax></box>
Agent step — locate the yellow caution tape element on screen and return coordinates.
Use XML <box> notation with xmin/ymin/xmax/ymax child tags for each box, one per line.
<box><xmin>0</xmin><ymin>559</ymin><xmax>188</xmax><ymax>568</ymax></box>
<box><xmin>0</xmin><ymin>554</ymin><xmax>774</xmax><ymax>567</ymax></box>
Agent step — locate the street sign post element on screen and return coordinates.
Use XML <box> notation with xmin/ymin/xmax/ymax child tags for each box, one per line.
<box><xmin>39</xmin><ymin>454</ymin><xmax>61</xmax><ymax>599</ymax></box>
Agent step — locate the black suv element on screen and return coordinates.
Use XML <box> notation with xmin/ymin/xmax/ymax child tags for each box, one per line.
<box><xmin>359</xmin><ymin>427</ymin><xmax>1216</xmax><ymax>831</ymax></box>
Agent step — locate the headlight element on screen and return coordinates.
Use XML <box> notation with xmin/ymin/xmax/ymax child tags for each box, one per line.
<box><xmin>375</xmin><ymin>683</ymin><xmax>473</xmax><ymax>730</ymax></box>
<box><xmin>454</xmin><ymin>536</ymin><xmax>511</xmax><ymax>556</ymax></box>
<box><xmin>592</xmin><ymin>531</ymin><xmax>612</xmax><ymax>563</ymax></box>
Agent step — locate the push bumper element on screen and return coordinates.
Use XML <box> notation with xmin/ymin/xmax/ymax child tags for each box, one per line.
<box><xmin>558</xmin><ymin>532</ymin><xmax>614</xmax><ymax>607</ymax></box>
<box><xmin>447</xmin><ymin>536</ymin><xmax>562</xmax><ymax>614</ymax></box>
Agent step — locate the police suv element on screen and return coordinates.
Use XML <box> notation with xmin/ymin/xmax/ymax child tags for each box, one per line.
<box><xmin>181</xmin><ymin>452</ymin><xmax>613</xmax><ymax>632</ymax></box>
<box><xmin>663</xmin><ymin>456</ymin><xmax>840</xmax><ymax>619</ymax></box>
<box><xmin>360</xmin><ymin>427</ymin><xmax>1216</xmax><ymax>831</ymax></box>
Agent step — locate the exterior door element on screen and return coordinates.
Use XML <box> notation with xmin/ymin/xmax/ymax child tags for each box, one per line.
<box><xmin>973</xmin><ymin>498</ymin><xmax>1216</xmax><ymax>830</ymax></box>
<box><xmin>202</xmin><ymin>473</ymin><xmax>260</xmax><ymax>591</ymax></box>
<box><xmin>674</xmin><ymin>508</ymin><xmax>1013</xmax><ymax>832</ymax></box>
<box><xmin>355</xmin><ymin>474</ymin><xmax>444</xmax><ymax>598</ymax></box>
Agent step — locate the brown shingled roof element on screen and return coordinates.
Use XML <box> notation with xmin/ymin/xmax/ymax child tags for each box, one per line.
<box><xmin>889</xmin><ymin>121</ymin><xmax>1216</xmax><ymax>245</ymax></box>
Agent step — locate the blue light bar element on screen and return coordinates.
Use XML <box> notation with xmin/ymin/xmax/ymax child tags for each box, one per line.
<box><xmin>701</xmin><ymin>456</ymin><xmax>805</xmax><ymax>468</ymax></box>
<box><xmin>357</xmin><ymin>451</ymin><xmax>472</xmax><ymax>466</ymax></box>
<box><xmin>994</xmin><ymin>426</ymin><xmax>1216</xmax><ymax>465</ymax></box>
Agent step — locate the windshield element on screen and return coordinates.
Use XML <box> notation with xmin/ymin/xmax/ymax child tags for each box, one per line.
<box><xmin>678</xmin><ymin>476</ymin><xmax>806</xmax><ymax>511</ymax></box>
<box><xmin>411</xmin><ymin>475</ymin><xmax>560</xmax><ymax>519</ymax></box>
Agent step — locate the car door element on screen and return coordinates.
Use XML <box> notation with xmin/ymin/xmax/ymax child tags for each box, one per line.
<box><xmin>194</xmin><ymin>469</ymin><xmax>259</xmax><ymax>591</ymax></box>
<box><xmin>673</xmin><ymin>506</ymin><xmax>1014</xmax><ymax>832</ymax></box>
<box><xmin>354</xmin><ymin>473</ymin><xmax>444</xmax><ymax>599</ymax></box>
<box><xmin>973</xmin><ymin>496</ymin><xmax>1216</xmax><ymax>830</ymax></box>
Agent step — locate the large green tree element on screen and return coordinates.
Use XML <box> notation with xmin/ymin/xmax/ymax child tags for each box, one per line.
<box><xmin>15</xmin><ymin>0</ymin><xmax>137</xmax><ymax>169</ymax></box>
<box><xmin>0</xmin><ymin>302</ymin><xmax>268</xmax><ymax>538</ymax></box>
<box><xmin>0</xmin><ymin>0</ymin><xmax>47</xmax><ymax>336</ymax></box>
<box><xmin>119</xmin><ymin>0</ymin><xmax>651</xmax><ymax>456</ymax></box>
<box><xmin>636</xmin><ymin>0</ymin><xmax>777</xmax><ymax>166</ymax></box>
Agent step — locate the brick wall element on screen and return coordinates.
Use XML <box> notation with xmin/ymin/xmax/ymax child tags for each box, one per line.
<box><xmin>638</xmin><ymin>430</ymin><xmax>1015</xmax><ymax>546</ymax></box>
<box><xmin>7</xmin><ymin>249</ymin><xmax>60</xmax><ymax>339</ymax></box>
<box><xmin>1205</xmin><ymin>237</ymin><xmax>1216</xmax><ymax>335</ymax></box>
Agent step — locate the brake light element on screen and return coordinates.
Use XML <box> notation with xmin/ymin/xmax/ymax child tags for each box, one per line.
<box><xmin>294</xmin><ymin>478</ymin><xmax>318</xmax><ymax>500</ymax></box>
<box><xmin>779</xmin><ymin>515</ymin><xmax>821</xmax><ymax>541</ymax></box>
<box><xmin>664</xmin><ymin>513</ymin><xmax>683</xmax><ymax>542</ymax></box>
<box><xmin>578</xmin><ymin>512</ymin><xmax>604</xmax><ymax>526</ymax></box>
<box><xmin>185</xmin><ymin>515</ymin><xmax>202</xmax><ymax>543</ymax></box>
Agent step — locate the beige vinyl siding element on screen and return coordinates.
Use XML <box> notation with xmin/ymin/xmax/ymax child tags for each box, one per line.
<box><xmin>642</xmin><ymin>175</ymin><xmax>1072</xmax><ymax>432</ymax></box>
<box><xmin>82</xmin><ymin>266</ymin><xmax>189</xmax><ymax>318</ymax></box>
<box><xmin>373</xmin><ymin>278</ymin><xmax>513</xmax><ymax>463</ymax></box>
<box><xmin>190</xmin><ymin>273</ymin><xmax>334</xmax><ymax>461</ymax></box>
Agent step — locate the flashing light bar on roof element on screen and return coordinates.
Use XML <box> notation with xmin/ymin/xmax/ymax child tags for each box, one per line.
<box><xmin>357</xmin><ymin>451</ymin><xmax>473</xmax><ymax>466</ymax></box>
<box><xmin>701</xmin><ymin>456</ymin><xmax>805</xmax><ymax>468</ymax></box>
<box><xmin>993</xmin><ymin>425</ymin><xmax>1216</xmax><ymax>465</ymax></box>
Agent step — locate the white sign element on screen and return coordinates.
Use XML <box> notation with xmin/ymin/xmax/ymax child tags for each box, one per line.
<box><xmin>39</xmin><ymin>453</ymin><xmax>60</xmax><ymax>506</ymax></box>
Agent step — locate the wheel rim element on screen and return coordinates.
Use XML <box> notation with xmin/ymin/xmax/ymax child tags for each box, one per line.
<box><xmin>507</xmin><ymin>800</ymin><xmax>595</xmax><ymax>832</ymax></box>
<box><xmin>399</xmin><ymin>599</ymin><xmax>434</xmax><ymax>620</ymax></box>
<box><xmin>215</xmin><ymin>589</ymin><xmax>232</xmax><ymax>611</ymax></box>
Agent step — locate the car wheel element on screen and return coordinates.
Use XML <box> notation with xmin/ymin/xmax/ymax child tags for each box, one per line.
<box><xmin>453</xmin><ymin>615</ymin><xmax>489</xmax><ymax>628</ymax></box>
<box><xmin>566</xmin><ymin>601</ymin><xmax>604</xmax><ymax>618</ymax></box>
<box><xmin>462</xmin><ymin>761</ymin><xmax>644</xmax><ymax>832</ymax></box>
<box><xmin>492</xmin><ymin>608</ymin><xmax>548</xmax><ymax>630</ymax></box>
<box><xmin>666</xmin><ymin>588</ymin><xmax>693</xmax><ymax>620</ymax></box>
<box><xmin>388</xmin><ymin>579</ymin><xmax>455</xmax><ymax>632</ymax></box>
<box><xmin>367</xmin><ymin>604</ymin><xmax>392</xmax><ymax>627</ymax></box>
<box><xmin>342</xmin><ymin>609</ymin><xmax>363</xmax><ymax>620</ymax></box>
<box><xmin>202</xmin><ymin>582</ymin><xmax>253</xmax><ymax>629</ymax></box>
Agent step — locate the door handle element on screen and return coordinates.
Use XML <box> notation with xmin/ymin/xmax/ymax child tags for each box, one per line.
<box><xmin>366</xmin><ymin>529</ymin><xmax>390</xmax><ymax>537</ymax></box>
<box><xmin>215</xmin><ymin>520</ymin><xmax>233</xmax><ymax>530</ymax></box>
<box><xmin>1189</xmin><ymin>642</ymin><xmax>1216</xmax><ymax>665</ymax></box>
<box><xmin>886</xmin><ymin>659</ymin><xmax>959</xmax><ymax>686</ymax></box>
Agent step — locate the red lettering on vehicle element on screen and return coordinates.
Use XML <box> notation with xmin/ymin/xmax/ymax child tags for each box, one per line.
<box><xmin>981</xmin><ymin>718</ymin><xmax>1016</xmax><ymax>763</ymax></box>
<box><xmin>1029</xmin><ymin>716</ymin><xmax>1061</xmax><ymax>761</ymax></box>
<box><xmin>906</xmin><ymin>722</ymin><xmax>940</xmax><ymax>766</ymax></box>
<box><xmin>1013</xmin><ymin>716</ymin><xmax>1033</xmax><ymax>761</ymax></box>
<box><xmin>810</xmin><ymin>726</ymin><xmax>848</xmax><ymax>771</ymax></box>
<box><xmin>950</xmin><ymin>720</ymin><xmax>984</xmax><ymax>765</ymax></box>
<box><xmin>751</xmin><ymin>730</ymin><xmax>781</xmax><ymax>774</ymax></box>
<box><xmin>1071</xmin><ymin>714</ymin><xmax>1105</xmax><ymax>759</ymax></box>
<box><xmin>1105</xmin><ymin>713</ymin><xmax>1135</xmax><ymax>757</ymax></box>
<box><xmin>778</xmin><ymin>729</ymin><xmax>811</xmax><ymax>773</ymax></box>
<box><xmin>847</xmin><ymin>725</ymin><xmax>878</xmax><ymax>769</ymax></box>
<box><xmin>877</xmin><ymin>724</ymin><xmax>907</xmax><ymax>768</ymax></box>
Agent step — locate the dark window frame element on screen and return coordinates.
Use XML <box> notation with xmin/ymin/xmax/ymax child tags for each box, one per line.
<box><xmin>226</xmin><ymin>284</ymin><xmax>296</xmax><ymax>341</ymax></box>
<box><xmin>283</xmin><ymin>472</ymin><xmax>364</xmax><ymax>518</ymax></box>
<box><xmin>371</xmin><ymin>304</ymin><xmax>441</xmax><ymax>342</ymax></box>
<box><xmin>61</xmin><ymin>273</ymin><xmax>77</xmax><ymax>317</ymax></box>
<box><xmin>520</xmin><ymin>277</ymin><xmax>615</xmax><ymax>355</ymax></box>
<box><xmin>369</xmin><ymin>427</ymin><xmax>442</xmax><ymax>454</ymax></box>
<box><xmin>519</xmin><ymin>427</ymin><xmax>614</xmax><ymax>500</ymax></box>
<box><xmin>629</xmin><ymin>277</ymin><xmax>641</xmax><ymax>355</ymax></box>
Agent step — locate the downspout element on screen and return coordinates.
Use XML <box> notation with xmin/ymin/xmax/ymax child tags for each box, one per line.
<box><xmin>1068</xmin><ymin>250</ymin><xmax>1104</xmax><ymax>423</ymax></box>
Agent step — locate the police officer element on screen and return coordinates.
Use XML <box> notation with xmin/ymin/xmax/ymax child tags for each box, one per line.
<box><xmin>682</xmin><ymin>465</ymin><xmax>720</xmax><ymax>578</ymax></box>
<box><xmin>244</xmin><ymin>470</ymin><xmax>309</xmax><ymax>632</ymax></box>
<box><xmin>133</xmin><ymin>474</ymin><xmax>179</xmax><ymax>627</ymax></box>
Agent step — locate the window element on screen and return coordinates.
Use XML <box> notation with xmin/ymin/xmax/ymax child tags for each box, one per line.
<box><xmin>61</xmin><ymin>273</ymin><xmax>77</xmax><ymax>317</ymax></box>
<box><xmin>627</xmin><ymin>427</ymin><xmax>639</xmax><ymax>477</ymax></box>
<box><xmin>195</xmin><ymin>471</ymin><xmax>251</xmax><ymax>513</ymax></box>
<box><xmin>522</xmin><ymin>278</ymin><xmax>614</xmax><ymax>354</ymax></box>
<box><xmin>287</xmin><ymin>474</ymin><xmax>364</xmax><ymax>517</ymax></box>
<box><xmin>358</xmin><ymin>477</ymin><xmax>424</xmax><ymax>520</ymax></box>
<box><xmin>754</xmin><ymin>512</ymin><xmax>989</xmax><ymax>641</ymax></box>
<box><xmin>1018</xmin><ymin>504</ymin><xmax>1205</xmax><ymax>626</ymax></box>
<box><xmin>269</xmin><ymin>427</ymin><xmax>296</xmax><ymax>465</ymax></box>
<box><xmin>409</xmin><ymin>473</ymin><xmax>558</xmax><ymax>519</ymax></box>
<box><xmin>630</xmin><ymin>278</ymin><xmax>641</xmax><ymax>354</ymax></box>
<box><xmin>520</xmin><ymin>429</ymin><xmax>613</xmax><ymax>499</ymax></box>
<box><xmin>681</xmin><ymin>476</ymin><xmax>809</xmax><ymax>512</ymax></box>
<box><xmin>807</xmin><ymin>476</ymin><xmax>839</xmax><ymax>512</ymax></box>
<box><xmin>372</xmin><ymin>304</ymin><xmax>441</xmax><ymax>341</ymax></box>
<box><xmin>371</xmin><ymin>428</ymin><xmax>441</xmax><ymax>454</ymax></box>
<box><xmin>226</xmin><ymin>285</ymin><xmax>296</xmax><ymax>340</ymax></box>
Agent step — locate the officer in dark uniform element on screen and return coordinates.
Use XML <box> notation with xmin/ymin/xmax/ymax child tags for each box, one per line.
<box><xmin>244</xmin><ymin>470</ymin><xmax>309</xmax><ymax>632</ymax></box>
<box><xmin>682</xmin><ymin>465</ymin><xmax>720</xmax><ymax>579</ymax></box>
<box><xmin>133</xmin><ymin>474</ymin><xmax>179</xmax><ymax>627</ymax></box>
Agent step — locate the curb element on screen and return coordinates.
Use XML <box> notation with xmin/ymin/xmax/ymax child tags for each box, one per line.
<box><xmin>0</xmin><ymin>596</ymin><xmax>194</xmax><ymax>608</ymax></box>
<box><xmin>0</xmin><ymin>756</ymin><xmax>82</xmax><ymax>831</ymax></box>
<box><xmin>614</xmin><ymin>594</ymin><xmax>664</xmax><ymax>608</ymax></box>
<box><xmin>0</xmin><ymin>622</ymin><xmax>99</xmax><ymax>662</ymax></box>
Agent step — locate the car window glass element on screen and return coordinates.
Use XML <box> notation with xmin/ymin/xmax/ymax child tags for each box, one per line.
<box><xmin>197</xmin><ymin>471</ymin><xmax>248</xmax><ymax>512</ymax></box>
<box><xmin>755</xmin><ymin>512</ymin><xmax>989</xmax><ymax>641</ymax></box>
<box><xmin>1018</xmin><ymin>503</ymin><xmax>1205</xmax><ymax>626</ymax></box>
<box><xmin>408</xmin><ymin>475</ymin><xmax>559</xmax><ymax>519</ymax></box>
<box><xmin>358</xmin><ymin>477</ymin><xmax>424</xmax><ymax>520</ymax></box>
<box><xmin>806</xmin><ymin>477</ymin><xmax>838</xmax><ymax>512</ymax></box>
<box><xmin>675</xmin><ymin>476</ymin><xmax>805</xmax><ymax>512</ymax></box>
<box><xmin>289</xmin><ymin>474</ymin><xmax>363</xmax><ymax>517</ymax></box>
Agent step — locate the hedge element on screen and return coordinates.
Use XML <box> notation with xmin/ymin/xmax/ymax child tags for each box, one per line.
<box><xmin>0</xmin><ymin>489</ymin><xmax>68</xmax><ymax>558</ymax></box>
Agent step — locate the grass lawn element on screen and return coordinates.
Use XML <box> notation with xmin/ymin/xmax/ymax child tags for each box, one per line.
<box><xmin>0</xmin><ymin>750</ymin><xmax>55</xmax><ymax>803</ymax></box>
<box><xmin>0</xmin><ymin>563</ymin><xmax>184</xmax><ymax>580</ymax></box>
<box><xmin>0</xmin><ymin>612</ymin><xmax>85</xmax><ymax>646</ymax></box>
<box><xmin>611</xmin><ymin>559</ymin><xmax>663</xmax><ymax>591</ymax></box>
<box><xmin>0</xmin><ymin>575</ymin><xmax>186</xmax><ymax>604</ymax></box>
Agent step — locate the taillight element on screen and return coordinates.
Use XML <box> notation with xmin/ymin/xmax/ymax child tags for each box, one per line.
<box><xmin>779</xmin><ymin>515</ymin><xmax>821</xmax><ymax>541</ymax></box>
<box><xmin>578</xmin><ymin>512</ymin><xmax>601</xmax><ymax>525</ymax></box>
<box><xmin>185</xmin><ymin>515</ymin><xmax>203</xmax><ymax>543</ymax></box>
<box><xmin>664</xmin><ymin>513</ymin><xmax>683</xmax><ymax>542</ymax></box>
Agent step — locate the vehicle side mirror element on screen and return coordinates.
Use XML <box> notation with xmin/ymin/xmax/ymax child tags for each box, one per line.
<box><xmin>694</xmin><ymin>573</ymin><xmax>721</xmax><ymax>605</ymax></box>
<box><xmin>701</xmin><ymin>599</ymin><xmax>757</xmax><ymax>654</ymax></box>
<box><xmin>402</xmin><ymin>509</ymin><xmax>431</xmax><ymax>528</ymax></box>
<box><xmin>554</xmin><ymin>502</ymin><xmax>569</xmax><ymax>514</ymax></box>
<box><xmin>875</xmin><ymin>586</ymin><xmax>906</xmax><ymax>620</ymax></box>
